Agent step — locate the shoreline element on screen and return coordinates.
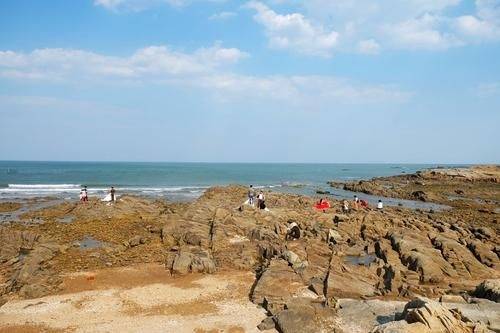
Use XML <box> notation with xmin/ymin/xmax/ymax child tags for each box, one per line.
<box><xmin>0</xmin><ymin>166</ymin><xmax>498</xmax><ymax>332</ymax></box>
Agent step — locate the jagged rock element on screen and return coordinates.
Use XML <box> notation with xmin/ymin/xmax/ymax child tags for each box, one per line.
<box><xmin>274</xmin><ymin>298</ymin><xmax>339</xmax><ymax>333</ymax></box>
<box><xmin>282</xmin><ymin>250</ymin><xmax>308</xmax><ymax>271</ymax></box>
<box><xmin>19</xmin><ymin>284</ymin><xmax>49</xmax><ymax>299</ymax></box>
<box><xmin>251</xmin><ymin>259</ymin><xmax>305</xmax><ymax>305</ymax></box>
<box><xmin>257</xmin><ymin>317</ymin><xmax>276</xmax><ymax>331</ymax></box>
<box><xmin>183</xmin><ymin>231</ymin><xmax>203</xmax><ymax>246</ymax></box>
<box><xmin>411</xmin><ymin>191</ymin><xmax>428</xmax><ymax>202</ymax></box>
<box><xmin>326</xmin><ymin>256</ymin><xmax>378</xmax><ymax>298</ymax></box>
<box><xmin>439</xmin><ymin>295</ymin><xmax>466</xmax><ymax>304</ymax></box>
<box><xmin>467</xmin><ymin>240</ymin><xmax>498</xmax><ymax>268</ymax></box>
<box><xmin>146</xmin><ymin>225</ymin><xmax>162</xmax><ymax>234</ymax></box>
<box><xmin>389</xmin><ymin>233</ymin><xmax>456</xmax><ymax>283</ymax></box>
<box><xmin>432</xmin><ymin>235</ymin><xmax>491</xmax><ymax>278</ymax></box>
<box><xmin>309</xmin><ymin>276</ymin><xmax>324</xmax><ymax>296</ymax></box>
<box><xmin>274</xmin><ymin>303</ymin><xmax>317</xmax><ymax>333</ymax></box>
<box><xmin>373</xmin><ymin>297</ymin><xmax>484</xmax><ymax>333</ymax></box>
<box><xmin>328</xmin><ymin>229</ymin><xmax>342</xmax><ymax>244</ymax></box>
<box><xmin>128</xmin><ymin>236</ymin><xmax>143</xmax><ymax>247</ymax></box>
<box><xmin>343</xmin><ymin>180</ymin><xmax>383</xmax><ymax>195</ymax></box>
<box><xmin>473</xmin><ymin>280</ymin><xmax>500</xmax><ymax>302</ymax></box>
<box><xmin>249</xmin><ymin>227</ymin><xmax>278</xmax><ymax>242</ymax></box>
<box><xmin>333</xmin><ymin>215</ymin><xmax>349</xmax><ymax>224</ymax></box>
<box><xmin>0</xmin><ymin>228</ymin><xmax>61</xmax><ymax>300</ymax></box>
<box><xmin>167</xmin><ymin>249</ymin><xmax>216</xmax><ymax>275</ymax></box>
<box><xmin>378</xmin><ymin>264</ymin><xmax>402</xmax><ymax>294</ymax></box>
<box><xmin>472</xmin><ymin>227</ymin><xmax>495</xmax><ymax>240</ymax></box>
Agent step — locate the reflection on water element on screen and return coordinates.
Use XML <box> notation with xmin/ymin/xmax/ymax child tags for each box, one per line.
<box><xmin>344</xmin><ymin>254</ymin><xmax>377</xmax><ymax>266</ymax></box>
<box><xmin>78</xmin><ymin>236</ymin><xmax>106</xmax><ymax>250</ymax></box>
<box><xmin>0</xmin><ymin>199</ymin><xmax>63</xmax><ymax>224</ymax></box>
<box><xmin>281</xmin><ymin>186</ymin><xmax>451</xmax><ymax>211</ymax></box>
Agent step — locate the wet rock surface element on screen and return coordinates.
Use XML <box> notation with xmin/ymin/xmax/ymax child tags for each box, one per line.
<box><xmin>0</xmin><ymin>165</ymin><xmax>498</xmax><ymax>332</ymax></box>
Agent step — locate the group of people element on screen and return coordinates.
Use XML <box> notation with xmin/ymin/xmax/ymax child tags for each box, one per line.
<box><xmin>247</xmin><ymin>185</ymin><xmax>266</xmax><ymax>210</ymax></box>
<box><xmin>342</xmin><ymin>195</ymin><xmax>383</xmax><ymax>213</ymax></box>
<box><xmin>79</xmin><ymin>186</ymin><xmax>116</xmax><ymax>203</ymax></box>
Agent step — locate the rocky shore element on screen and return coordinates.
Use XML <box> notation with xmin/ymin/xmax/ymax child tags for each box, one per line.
<box><xmin>0</xmin><ymin>166</ymin><xmax>499</xmax><ymax>332</ymax></box>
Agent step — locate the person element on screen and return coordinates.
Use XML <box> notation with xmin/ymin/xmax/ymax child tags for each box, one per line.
<box><xmin>377</xmin><ymin>199</ymin><xmax>383</xmax><ymax>210</ymax></box>
<box><xmin>286</xmin><ymin>220</ymin><xmax>301</xmax><ymax>240</ymax></box>
<box><xmin>315</xmin><ymin>198</ymin><xmax>329</xmax><ymax>213</ymax></box>
<box><xmin>342</xmin><ymin>199</ymin><xmax>349</xmax><ymax>214</ymax></box>
<box><xmin>80</xmin><ymin>186</ymin><xmax>88</xmax><ymax>202</ymax></box>
<box><xmin>360</xmin><ymin>199</ymin><xmax>369</xmax><ymax>208</ymax></box>
<box><xmin>248</xmin><ymin>185</ymin><xmax>255</xmax><ymax>206</ymax></box>
<box><xmin>257</xmin><ymin>191</ymin><xmax>265</xmax><ymax>209</ymax></box>
<box><xmin>110</xmin><ymin>186</ymin><xmax>116</xmax><ymax>202</ymax></box>
<box><xmin>353</xmin><ymin>195</ymin><xmax>359</xmax><ymax>209</ymax></box>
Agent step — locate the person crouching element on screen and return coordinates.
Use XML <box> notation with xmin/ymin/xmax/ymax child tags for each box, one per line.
<box><xmin>286</xmin><ymin>220</ymin><xmax>301</xmax><ymax>240</ymax></box>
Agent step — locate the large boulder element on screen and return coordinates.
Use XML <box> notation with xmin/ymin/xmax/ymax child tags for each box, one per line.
<box><xmin>467</xmin><ymin>240</ymin><xmax>499</xmax><ymax>268</ymax></box>
<box><xmin>166</xmin><ymin>249</ymin><xmax>216</xmax><ymax>275</ymax></box>
<box><xmin>372</xmin><ymin>297</ymin><xmax>489</xmax><ymax>333</ymax></box>
<box><xmin>251</xmin><ymin>259</ymin><xmax>306</xmax><ymax>306</ymax></box>
<box><xmin>473</xmin><ymin>280</ymin><xmax>500</xmax><ymax>303</ymax></box>
<box><xmin>273</xmin><ymin>298</ymin><xmax>340</xmax><ymax>333</ymax></box>
<box><xmin>282</xmin><ymin>250</ymin><xmax>308</xmax><ymax>272</ymax></box>
<box><xmin>389</xmin><ymin>233</ymin><xmax>456</xmax><ymax>283</ymax></box>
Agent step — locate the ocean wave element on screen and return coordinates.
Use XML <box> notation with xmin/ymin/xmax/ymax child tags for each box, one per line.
<box><xmin>8</xmin><ymin>184</ymin><xmax>81</xmax><ymax>189</ymax></box>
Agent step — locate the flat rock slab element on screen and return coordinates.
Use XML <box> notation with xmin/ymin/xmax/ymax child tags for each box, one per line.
<box><xmin>337</xmin><ymin>299</ymin><xmax>407</xmax><ymax>333</ymax></box>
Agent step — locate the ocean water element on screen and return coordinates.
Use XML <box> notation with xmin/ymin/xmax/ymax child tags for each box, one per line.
<box><xmin>0</xmin><ymin>161</ymin><xmax>461</xmax><ymax>202</ymax></box>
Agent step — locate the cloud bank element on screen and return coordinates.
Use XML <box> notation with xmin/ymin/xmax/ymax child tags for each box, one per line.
<box><xmin>0</xmin><ymin>45</ymin><xmax>411</xmax><ymax>106</ymax></box>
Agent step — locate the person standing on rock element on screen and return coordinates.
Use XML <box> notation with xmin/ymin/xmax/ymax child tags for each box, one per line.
<box><xmin>80</xmin><ymin>186</ymin><xmax>88</xmax><ymax>203</ymax></box>
<box><xmin>377</xmin><ymin>199</ymin><xmax>383</xmax><ymax>210</ymax></box>
<box><xmin>110</xmin><ymin>186</ymin><xmax>116</xmax><ymax>202</ymax></box>
<box><xmin>248</xmin><ymin>185</ymin><xmax>255</xmax><ymax>206</ymax></box>
<box><xmin>257</xmin><ymin>191</ymin><xmax>265</xmax><ymax>209</ymax></box>
<box><xmin>353</xmin><ymin>195</ymin><xmax>359</xmax><ymax>209</ymax></box>
<box><xmin>342</xmin><ymin>200</ymin><xmax>349</xmax><ymax>214</ymax></box>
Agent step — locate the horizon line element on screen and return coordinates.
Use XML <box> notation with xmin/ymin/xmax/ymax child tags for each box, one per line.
<box><xmin>0</xmin><ymin>159</ymin><xmax>483</xmax><ymax>165</ymax></box>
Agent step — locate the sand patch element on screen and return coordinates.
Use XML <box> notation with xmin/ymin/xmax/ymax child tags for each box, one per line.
<box><xmin>0</xmin><ymin>264</ymin><xmax>270</xmax><ymax>333</ymax></box>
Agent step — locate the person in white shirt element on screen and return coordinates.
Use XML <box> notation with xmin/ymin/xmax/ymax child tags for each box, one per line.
<box><xmin>377</xmin><ymin>200</ymin><xmax>383</xmax><ymax>210</ymax></box>
<box><xmin>80</xmin><ymin>186</ymin><xmax>88</xmax><ymax>203</ymax></box>
<box><xmin>286</xmin><ymin>221</ymin><xmax>300</xmax><ymax>240</ymax></box>
<box><xmin>342</xmin><ymin>200</ymin><xmax>349</xmax><ymax>213</ymax></box>
<box><xmin>257</xmin><ymin>191</ymin><xmax>265</xmax><ymax>209</ymax></box>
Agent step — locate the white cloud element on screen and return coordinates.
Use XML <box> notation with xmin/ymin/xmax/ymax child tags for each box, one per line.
<box><xmin>383</xmin><ymin>14</ymin><xmax>463</xmax><ymax>50</ymax></box>
<box><xmin>0</xmin><ymin>95</ymin><xmax>130</xmax><ymax>115</ymax></box>
<box><xmin>253</xmin><ymin>0</ymin><xmax>500</xmax><ymax>54</ymax></box>
<box><xmin>198</xmin><ymin>74</ymin><xmax>411</xmax><ymax>105</ymax></box>
<box><xmin>0</xmin><ymin>46</ymin><xmax>410</xmax><ymax>106</ymax></box>
<box><xmin>94</xmin><ymin>0</ymin><xmax>225</xmax><ymax>11</ymax></box>
<box><xmin>0</xmin><ymin>45</ymin><xmax>248</xmax><ymax>81</ymax></box>
<box><xmin>476</xmin><ymin>82</ymin><xmax>500</xmax><ymax>96</ymax></box>
<box><xmin>245</xmin><ymin>1</ymin><xmax>339</xmax><ymax>57</ymax></box>
<box><xmin>454</xmin><ymin>0</ymin><xmax>500</xmax><ymax>41</ymax></box>
<box><xmin>209</xmin><ymin>11</ymin><xmax>236</xmax><ymax>20</ymax></box>
<box><xmin>357</xmin><ymin>39</ymin><xmax>380</xmax><ymax>54</ymax></box>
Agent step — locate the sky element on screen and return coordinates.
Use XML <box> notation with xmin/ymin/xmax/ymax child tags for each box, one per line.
<box><xmin>0</xmin><ymin>0</ymin><xmax>499</xmax><ymax>163</ymax></box>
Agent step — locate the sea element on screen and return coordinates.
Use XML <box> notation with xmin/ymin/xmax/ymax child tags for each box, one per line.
<box><xmin>0</xmin><ymin>161</ymin><xmax>466</xmax><ymax>205</ymax></box>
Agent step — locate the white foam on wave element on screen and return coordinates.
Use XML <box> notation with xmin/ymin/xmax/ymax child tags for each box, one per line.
<box><xmin>8</xmin><ymin>184</ymin><xmax>81</xmax><ymax>189</ymax></box>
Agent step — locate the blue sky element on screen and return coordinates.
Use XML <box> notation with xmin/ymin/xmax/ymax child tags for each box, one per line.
<box><xmin>0</xmin><ymin>0</ymin><xmax>499</xmax><ymax>163</ymax></box>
